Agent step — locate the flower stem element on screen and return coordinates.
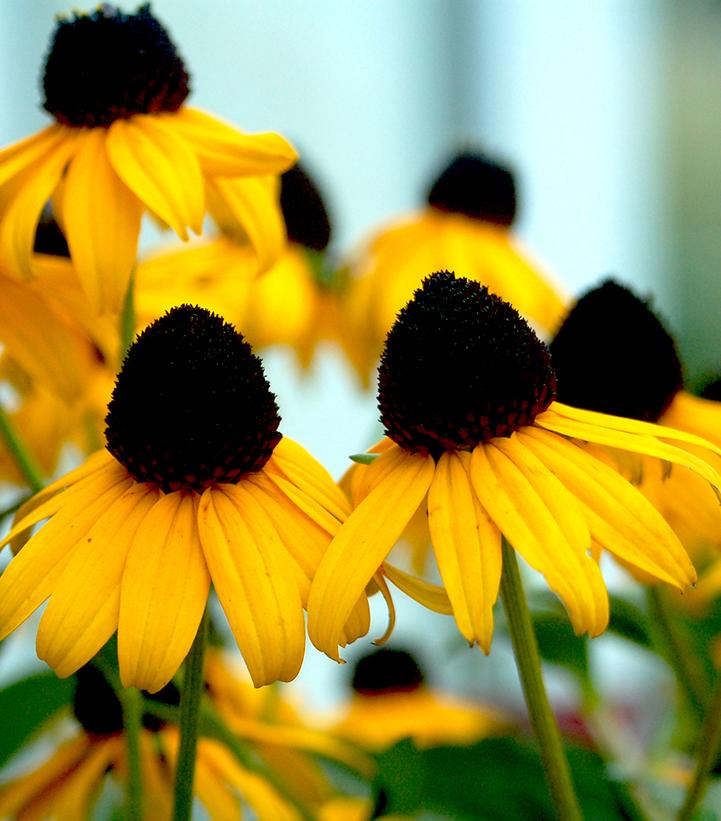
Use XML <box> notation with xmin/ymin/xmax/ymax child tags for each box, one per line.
<box><xmin>677</xmin><ymin>671</ymin><xmax>721</xmax><ymax>820</ymax></box>
<box><xmin>172</xmin><ymin>609</ymin><xmax>208</xmax><ymax>821</ymax></box>
<box><xmin>0</xmin><ymin>405</ymin><xmax>44</xmax><ymax>493</ymax></box>
<box><xmin>119</xmin><ymin>687</ymin><xmax>143</xmax><ymax>821</ymax></box>
<box><xmin>500</xmin><ymin>538</ymin><xmax>582</xmax><ymax>821</ymax></box>
<box><xmin>119</xmin><ymin>268</ymin><xmax>136</xmax><ymax>362</ymax></box>
<box><xmin>646</xmin><ymin>586</ymin><xmax>707</xmax><ymax>719</ymax></box>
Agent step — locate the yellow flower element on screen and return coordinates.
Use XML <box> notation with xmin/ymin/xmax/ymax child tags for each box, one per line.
<box><xmin>340</xmin><ymin>153</ymin><xmax>567</xmax><ymax>386</ymax></box>
<box><xmin>308</xmin><ymin>272</ymin><xmax>721</xmax><ymax>660</ymax></box>
<box><xmin>329</xmin><ymin>648</ymin><xmax>507</xmax><ymax>752</ymax></box>
<box><xmin>0</xmin><ymin>658</ymin><xmax>345</xmax><ymax>819</ymax></box>
<box><xmin>0</xmin><ymin>5</ymin><xmax>296</xmax><ymax>313</ymax></box>
<box><xmin>0</xmin><ymin>306</ymin><xmax>369</xmax><ymax>692</ymax></box>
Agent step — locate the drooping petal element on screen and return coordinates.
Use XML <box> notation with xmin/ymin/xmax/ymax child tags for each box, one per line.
<box><xmin>427</xmin><ymin>451</ymin><xmax>501</xmax><ymax>652</ymax></box>
<box><xmin>520</xmin><ymin>427</ymin><xmax>696</xmax><ymax>589</ymax></box>
<box><xmin>0</xmin><ymin>125</ymin><xmax>64</xmax><ymax>190</ymax></box>
<box><xmin>0</xmin><ymin>470</ymin><xmax>134</xmax><ymax>639</ymax></box>
<box><xmin>198</xmin><ymin>486</ymin><xmax>305</xmax><ymax>686</ymax></box>
<box><xmin>470</xmin><ymin>442</ymin><xmax>609</xmax><ymax>637</ymax></box>
<box><xmin>173</xmin><ymin>107</ymin><xmax>297</xmax><ymax>176</ymax></box>
<box><xmin>106</xmin><ymin>115</ymin><xmax>204</xmax><ymax>239</ymax></box>
<box><xmin>207</xmin><ymin>175</ymin><xmax>285</xmax><ymax>272</ymax></box>
<box><xmin>62</xmin><ymin>128</ymin><xmax>143</xmax><ymax>314</ymax></box>
<box><xmin>37</xmin><ymin>483</ymin><xmax>160</xmax><ymax>677</ymax></box>
<box><xmin>0</xmin><ymin>130</ymin><xmax>82</xmax><ymax>279</ymax></box>
<box><xmin>382</xmin><ymin>562</ymin><xmax>453</xmax><ymax>615</ymax></box>
<box><xmin>307</xmin><ymin>446</ymin><xmax>435</xmax><ymax>660</ymax></box>
<box><xmin>118</xmin><ymin>492</ymin><xmax>209</xmax><ymax>692</ymax></box>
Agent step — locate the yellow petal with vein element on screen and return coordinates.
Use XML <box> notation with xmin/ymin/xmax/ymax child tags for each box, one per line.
<box><xmin>62</xmin><ymin>128</ymin><xmax>143</xmax><ymax>314</ymax></box>
<box><xmin>37</xmin><ymin>483</ymin><xmax>159</xmax><ymax>677</ymax></box>
<box><xmin>520</xmin><ymin>427</ymin><xmax>696</xmax><ymax>589</ymax></box>
<box><xmin>383</xmin><ymin>562</ymin><xmax>452</xmax><ymax>615</ymax></box>
<box><xmin>198</xmin><ymin>486</ymin><xmax>305</xmax><ymax>686</ymax></box>
<box><xmin>428</xmin><ymin>451</ymin><xmax>500</xmax><ymax>652</ymax></box>
<box><xmin>174</xmin><ymin>107</ymin><xmax>297</xmax><ymax>176</ymax></box>
<box><xmin>307</xmin><ymin>448</ymin><xmax>434</xmax><ymax>660</ymax></box>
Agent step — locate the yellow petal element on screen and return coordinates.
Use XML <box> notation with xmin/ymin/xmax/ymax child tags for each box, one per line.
<box><xmin>62</xmin><ymin>128</ymin><xmax>143</xmax><ymax>314</ymax></box>
<box><xmin>307</xmin><ymin>446</ymin><xmax>435</xmax><ymax>660</ymax></box>
<box><xmin>198</xmin><ymin>486</ymin><xmax>305</xmax><ymax>686</ymax></box>
<box><xmin>520</xmin><ymin>427</ymin><xmax>697</xmax><ymax>589</ymax></box>
<box><xmin>118</xmin><ymin>492</ymin><xmax>210</xmax><ymax>693</ymax></box>
<box><xmin>173</xmin><ymin>107</ymin><xmax>297</xmax><ymax>176</ymax></box>
<box><xmin>428</xmin><ymin>451</ymin><xmax>500</xmax><ymax>652</ymax></box>
<box><xmin>106</xmin><ymin>115</ymin><xmax>204</xmax><ymax>239</ymax></box>
<box><xmin>471</xmin><ymin>442</ymin><xmax>609</xmax><ymax>637</ymax></box>
<box><xmin>1</xmin><ymin>131</ymin><xmax>81</xmax><ymax>279</ymax></box>
<box><xmin>37</xmin><ymin>483</ymin><xmax>160</xmax><ymax>677</ymax></box>
<box><xmin>0</xmin><ymin>470</ymin><xmax>134</xmax><ymax>639</ymax></box>
<box><xmin>208</xmin><ymin>175</ymin><xmax>286</xmax><ymax>272</ymax></box>
<box><xmin>382</xmin><ymin>562</ymin><xmax>452</xmax><ymax>615</ymax></box>
<box><xmin>0</xmin><ymin>125</ymin><xmax>64</xmax><ymax>189</ymax></box>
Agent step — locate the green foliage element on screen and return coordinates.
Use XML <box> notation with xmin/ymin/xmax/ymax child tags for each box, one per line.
<box><xmin>0</xmin><ymin>672</ymin><xmax>74</xmax><ymax>769</ymax></box>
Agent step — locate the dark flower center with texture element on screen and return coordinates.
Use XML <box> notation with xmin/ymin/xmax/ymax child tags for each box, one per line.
<box><xmin>73</xmin><ymin>665</ymin><xmax>179</xmax><ymax>736</ymax></box>
<box><xmin>280</xmin><ymin>163</ymin><xmax>332</xmax><ymax>251</ymax></box>
<box><xmin>550</xmin><ymin>280</ymin><xmax>683</xmax><ymax>422</ymax></box>
<box><xmin>427</xmin><ymin>152</ymin><xmax>517</xmax><ymax>226</ymax></box>
<box><xmin>378</xmin><ymin>271</ymin><xmax>556</xmax><ymax>457</ymax></box>
<box><xmin>351</xmin><ymin>648</ymin><xmax>425</xmax><ymax>696</ymax></box>
<box><xmin>105</xmin><ymin>305</ymin><xmax>281</xmax><ymax>493</ymax></box>
<box><xmin>43</xmin><ymin>4</ymin><xmax>190</xmax><ymax>127</ymax></box>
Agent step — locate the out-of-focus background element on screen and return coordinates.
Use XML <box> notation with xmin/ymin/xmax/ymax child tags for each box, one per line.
<box><xmin>2</xmin><ymin>1</ymin><xmax>720</xmax><ymax>720</ymax></box>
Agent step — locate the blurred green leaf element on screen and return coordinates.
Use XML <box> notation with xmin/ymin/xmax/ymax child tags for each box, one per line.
<box><xmin>607</xmin><ymin>594</ymin><xmax>653</xmax><ymax>649</ymax></box>
<box><xmin>371</xmin><ymin>737</ymin><xmax>640</xmax><ymax>820</ymax></box>
<box><xmin>533</xmin><ymin>609</ymin><xmax>590</xmax><ymax>684</ymax></box>
<box><xmin>0</xmin><ymin>672</ymin><xmax>74</xmax><ymax>769</ymax></box>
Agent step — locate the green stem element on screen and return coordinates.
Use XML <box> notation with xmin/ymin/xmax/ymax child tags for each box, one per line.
<box><xmin>500</xmin><ymin>538</ymin><xmax>582</xmax><ymax>821</ymax></box>
<box><xmin>677</xmin><ymin>672</ymin><xmax>721</xmax><ymax>820</ymax></box>
<box><xmin>646</xmin><ymin>587</ymin><xmax>707</xmax><ymax>719</ymax></box>
<box><xmin>0</xmin><ymin>405</ymin><xmax>44</xmax><ymax>493</ymax></box>
<box><xmin>172</xmin><ymin>609</ymin><xmax>208</xmax><ymax>821</ymax></box>
<box><xmin>119</xmin><ymin>268</ymin><xmax>136</xmax><ymax>362</ymax></box>
<box><xmin>119</xmin><ymin>687</ymin><xmax>144</xmax><ymax>821</ymax></box>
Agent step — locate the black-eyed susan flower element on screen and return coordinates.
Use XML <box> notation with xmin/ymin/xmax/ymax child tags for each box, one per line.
<box><xmin>308</xmin><ymin>272</ymin><xmax>721</xmax><ymax>660</ymax></box>
<box><xmin>340</xmin><ymin>153</ymin><xmax>568</xmax><ymax>386</ymax></box>
<box><xmin>0</xmin><ymin>305</ymin><xmax>369</xmax><ymax>692</ymax></box>
<box><xmin>329</xmin><ymin>648</ymin><xmax>506</xmax><ymax>752</ymax></box>
<box><xmin>0</xmin><ymin>659</ymin><xmax>336</xmax><ymax>819</ymax></box>
<box><xmin>136</xmin><ymin>161</ymin><xmax>342</xmax><ymax>370</ymax></box>
<box><xmin>0</xmin><ymin>5</ymin><xmax>296</xmax><ymax>313</ymax></box>
<box><xmin>549</xmin><ymin>280</ymin><xmax>721</xmax><ymax>557</ymax></box>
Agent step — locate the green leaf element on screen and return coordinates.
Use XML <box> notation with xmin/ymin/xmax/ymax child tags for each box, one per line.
<box><xmin>532</xmin><ymin>609</ymin><xmax>590</xmax><ymax>683</ymax></box>
<box><xmin>607</xmin><ymin>594</ymin><xmax>653</xmax><ymax>649</ymax></box>
<box><xmin>349</xmin><ymin>452</ymin><xmax>380</xmax><ymax>465</ymax></box>
<box><xmin>0</xmin><ymin>672</ymin><xmax>74</xmax><ymax>769</ymax></box>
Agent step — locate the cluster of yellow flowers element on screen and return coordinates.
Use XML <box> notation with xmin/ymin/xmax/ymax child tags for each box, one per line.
<box><xmin>3</xmin><ymin>5</ymin><xmax>721</xmax><ymax>820</ymax></box>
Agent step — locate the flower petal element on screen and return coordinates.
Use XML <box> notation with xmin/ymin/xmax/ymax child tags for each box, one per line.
<box><xmin>520</xmin><ymin>427</ymin><xmax>696</xmax><ymax>589</ymax></box>
<box><xmin>37</xmin><ymin>483</ymin><xmax>160</xmax><ymax>677</ymax></box>
<box><xmin>428</xmin><ymin>451</ymin><xmax>500</xmax><ymax>652</ymax></box>
<box><xmin>173</xmin><ymin>107</ymin><xmax>297</xmax><ymax>176</ymax></box>
<box><xmin>307</xmin><ymin>446</ymin><xmax>435</xmax><ymax>660</ymax></box>
<box><xmin>62</xmin><ymin>128</ymin><xmax>143</xmax><ymax>314</ymax></box>
<box><xmin>470</xmin><ymin>442</ymin><xmax>609</xmax><ymax>637</ymax></box>
<box><xmin>382</xmin><ymin>562</ymin><xmax>452</xmax><ymax>615</ymax></box>
<box><xmin>198</xmin><ymin>486</ymin><xmax>305</xmax><ymax>686</ymax></box>
<box><xmin>118</xmin><ymin>493</ymin><xmax>210</xmax><ymax>693</ymax></box>
<box><xmin>106</xmin><ymin>115</ymin><xmax>204</xmax><ymax>239</ymax></box>
<box><xmin>0</xmin><ymin>125</ymin><xmax>64</xmax><ymax>189</ymax></box>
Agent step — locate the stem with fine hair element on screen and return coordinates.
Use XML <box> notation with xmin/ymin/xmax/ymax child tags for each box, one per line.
<box><xmin>172</xmin><ymin>609</ymin><xmax>208</xmax><ymax>821</ymax></box>
<box><xmin>0</xmin><ymin>406</ymin><xmax>44</xmax><ymax>493</ymax></box>
<box><xmin>500</xmin><ymin>537</ymin><xmax>582</xmax><ymax>821</ymax></box>
<box><xmin>677</xmin><ymin>672</ymin><xmax>721</xmax><ymax>820</ymax></box>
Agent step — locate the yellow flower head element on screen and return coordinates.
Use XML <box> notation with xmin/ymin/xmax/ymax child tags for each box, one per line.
<box><xmin>0</xmin><ymin>5</ymin><xmax>296</xmax><ymax>313</ymax></box>
<box><xmin>340</xmin><ymin>152</ymin><xmax>568</xmax><ymax>386</ymax></box>
<box><xmin>550</xmin><ymin>280</ymin><xmax>721</xmax><ymax>557</ymax></box>
<box><xmin>308</xmin><ymin>272</ymin><xmax>721</xmax><ymax>660</ymax></box>
<box><xmin>0</xmin><ymin>305</ymin><xmax>362</xmax><ymax>692</ymax></box>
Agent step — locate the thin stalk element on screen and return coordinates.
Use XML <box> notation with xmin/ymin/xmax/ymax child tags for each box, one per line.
<box><xmin>119</xmin><ymin>268</ymin><xmax>136</xmax><ymax>362</ymax></box>
<box><xmin>646</xmin><ymin>587</ymin><xmax>707</xmax><ymax>719</ymax></box>
<box><xmin>119</xmin><ymin>687</ymin><xmax>144</xmax><ymax>821</ymax></box>
<box><xmin>500</xmin><ymin>538</ymin><xmax>582</xmax><ymax>821</ymax></box>
<box><xmin>677</xmin><ymin>672</ymin><xmax>721</xmax><ymax>820</ymax></box>
<box><xmin>0</xmin><ymin>406</ymin><xmax>44</xmax><ymax>493</ymax></box>
<box><xmin>172</xmin><ymin>609</ymin><xmax>208</xmax><ymax>821</ymax></box>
